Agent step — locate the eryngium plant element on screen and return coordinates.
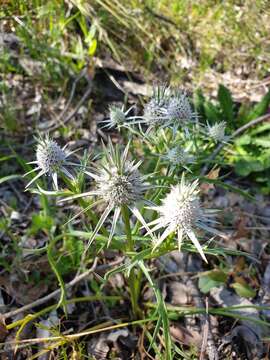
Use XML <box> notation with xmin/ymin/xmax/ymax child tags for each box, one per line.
<box><xmin>60</xmin><ymin>138</ymin><xmax>155</xmax><ymax>318</ymax></box>
<box><xmin>24</xmin><ymin>135</ymin><xmax>75</xmax><ymax>190</ymax></box>
<box><xmin>147</xmin><ymin>174</ymin><xmax>217</xmax><ymax>262</ymax></box>
<box><xmin>61</xmin><ymin>138</ymin><xmax>153</xmax><ymax>248</ymax></box>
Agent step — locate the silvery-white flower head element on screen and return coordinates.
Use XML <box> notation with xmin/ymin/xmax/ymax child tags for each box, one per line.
<box><xmin>207</xmin><ymin>121</ymin><xmax>227</xmax><ymax>142</ymax></box>
<box><xmin>60</xmin><ymin>138</ymin><xmax>154</xmax><ymax>248</ymax></box>
<box><xmin>164</xmin><ymin>90</ymin><xmax>197</xmax><ymax>128</ymax></box>
<box><xmin>100</xmin><ymin>104</ymin><xmax>140</xmax><ymax>130</ymax></box>
<box><xmin>143</xmin><ymin>86</ymin><xmax>197</xmax><ymax>135</ymax></box>
<box><xmin>143</xmin><ymin>84</ymin><xmax>171</xmax><ymax>126</ymax></box>
<box><xmin>164</xmin><ymin>146</ymin><xmax>195</xmax><ymax>170</ymax></box>
<box><xmin>146</xmin><ymin>174</ymin><xmax>218</xmax><ymax>262</ymax></box>
<box><xmin>24</xmin><ymin>135</ymin><xmax>76</xmax><ymax>190</ymax></box>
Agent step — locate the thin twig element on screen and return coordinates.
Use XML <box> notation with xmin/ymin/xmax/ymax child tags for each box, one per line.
<box><xmin>199</xmin><ymin>298</ymin><xmax>209</xmax><ymax>360</ymax></box>
<box><xmin>201</xmin><ymin>113</ymin><xmax>270</xmax><ymax>176</ymax></box>
<box><xmin>3</xmin><ymin>257</ymin><xmax>123</xmax><ymax>319</ymax></box>
<box><xmin>40</xmin><ymin>69</ymin><xmax>93</xmax><ymax>132</ymax></box>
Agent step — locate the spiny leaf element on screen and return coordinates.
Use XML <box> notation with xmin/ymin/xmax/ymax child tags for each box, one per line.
<box><xmin>218</xmin><ymin>84</ymin><xmax>234</xmax><ymax>125</ymax></box>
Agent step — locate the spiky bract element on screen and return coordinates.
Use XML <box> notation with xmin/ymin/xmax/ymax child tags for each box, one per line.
<box><xmin>60</xmin><ymin>139</ymin><xmax>154</xmax><ymax>249</ymax></box>
<box><xmin>207</xmin><ymin>121</ymin><xmax>227</xmax><ymax>142</ymax></box>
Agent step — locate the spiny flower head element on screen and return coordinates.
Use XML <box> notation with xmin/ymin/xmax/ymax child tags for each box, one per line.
<box><xmin>143</xmin><ymin>84</ymin><xmax>171</xmax><ymax>125</ymax></box>
<box><xmin>108</xmin><ymin>105</ymin><xmax>127</xmax><ymax>128</ymax></box>
<box><xmin>165</xmin><ymin>91</ymin><xmax>196</xmax><ymax>125</ymax></box>
<box><xmin>147</xmin><ymin>174</ymin><xmax>218</xmax><ymax>262</ymax></box>
<box><xmin>60</xmin><ymin>138</ymin><xmax>154</xmax><ymax>249</ymax></box>
<box><xmin>95</xmin><ymin>159</ymin><xmax>147</xmax><ymax>207</ymax></box>
<box><xmin>143</xmin><ymin>86</ymin><xmax>197</xmax><ymax>134</ymax></box>
<box><xmin>207</xmin><ymin>121</ymin><xmax>227</xmax><ymax>142</ymax></box>
<box><xmin>36</xmin><ymin>137</ymin><xmax>66</xmax><ymax>173</ymax></box>
<box><xmin>101</xmin><ymin>105</ymin><xmax>137</xmax><ymax>130</ymax></box>
<box><xmin>165</xmin><ymin>146</ymin><xmax>195</xmax><ymax>167</ymax></box>
<box><xmin>24</xmin><ymin>135</ymin><xmax>75</xmax><ymax>190</ymax></box>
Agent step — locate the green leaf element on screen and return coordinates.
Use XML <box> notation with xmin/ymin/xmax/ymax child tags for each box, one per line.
<box><xmin>198</xmin><ymin>276</ymin><xmax>223</xmax><ymax>294</ymax></box>
<box><xmin>88</xmin><ymin>38</ymin><xmax>97</xmax><ymax>56</ymax></box>
<box><xmin>204</xmin><ymin>101</ymin><xmax>220</xmax><ymax>123</ymax></box>
<box><xmin>249</xmin><ymin>122</ymin><xmax>270</xmax><ymax>135</ymax></box>
<box><xmin>218</xmin><ymin>84</ymin><xmax>234</xmax><ymax>125</ymax></box>
<box><xmin>139</xmin><ymin>261</ymin><xmax>172</xmax><ymax>360</ymax></box>
<box><xmin>204</xmin><ymin>269</ymin><xmax>228</xmax><ymax>282</ymax></box>
<box><xmin>193</xmin><ymin>88</ymin><xmax>205</xmax><ymax>118</ymax></box>
<box><xmin>235</xmin><ymin>158</ymin><xmax>265</xmax><ymax>177</ymax></box>
<box><xmin>246</xmin><ymin>88</ymin><xmax>270</xmax><ymax>122</ymax></box>
<box><xmin>252</xmin><ymin>137</ymin><xmax>270</xmax><ymax>148</ymax></box>
<box><xmin>47</xmin><ymin>237</ymin><xmax>67</xmax><ymax>314</ymax></box>
<box><xmin>235</xmin><ymin>134</ymin><xmax>251</xmax><ymax>146</ymax></box>
<box><xmin>0</xmin><ymin>174</ymin><xmax>21</xmax><ymax>184</ymax></box>
<box><xmin>231</xmin><ymin>282</ymin><xmax>256</xmax><ymax>298</ymax></box>
<box><xmin>30</xmin><ymin>213</ymin><xmax>54</xmax><ymax>235</ymax></box>
<box><xmin>198</xmin><ymin>269</ymin><xmax>227</xmax><ymax>294</ymax></box>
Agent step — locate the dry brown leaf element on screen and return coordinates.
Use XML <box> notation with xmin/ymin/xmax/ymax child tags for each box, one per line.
<box><xmin>169</xmin><ymin>282</ymin><xmax>190</xmax><ymax>305</ymax></box>
<box><xmin>200</xmin><ymin>168</ymin><xmax>220</xmax><ymax>193</ymax></box>
<box><xmin>0</xmin><ymin>315</ymin><xmax>8</xmax><ymax>342</ymax></box>
<box><xmin>170</xmin><ymin>323</ymin><xmax>202</xmax><ymax>347</ymax></box>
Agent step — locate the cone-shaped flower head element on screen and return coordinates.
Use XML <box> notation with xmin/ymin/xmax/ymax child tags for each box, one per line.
<box><xmin>207</xmin><ymin>121</ymin><xmax>227</xmax><ymax>142</ymax></box>
<box><xmin>165</xmin><ymin>146</ymin><xmax>195</xmax><ymax>168</ymax></box>
<box><xmin>96</xmin><ymin>161</ymin><xmax>146</xmax><ymax>207</ymax></box>
<box><xmin>100</xmin><ymin>105</ymin><xmax>137</xmax><ymax>130</ymax></box>
<box><xmin>24</xmin><ymin>135</ymin><xmax>76</xmax><ymax>190</ymax></box>
<box><xmin>143</xmin><ymin>84</ymin><xmax>171</xmax><ymax>125</ymax></box>
<box><xmin>143</xmin><ymin>85</ymin><xmax>197</xmax><ymax>134</ymax></box>
<box><xmin>147</xmin><ymin>174</ymin><xmax>218</xmax><ymax>262</ymax></box>
<box><xmin>166</xmin><ymin>92</ymin><xmax>196</xmax><ymax>124</ymax></box>
<box><xmin>36</xmin><ymin>137</ymin><xmax>66</xmax><ymax>173</ymax></box>
<box><xmin>60</xmin><ymin>138</ymin><xmax>154</xmax><ymax>249</ymax></box>
<box><xmin>109</xmin><ymin>105</ymin><xmax>126</xmax><ymax>128</ymax></box>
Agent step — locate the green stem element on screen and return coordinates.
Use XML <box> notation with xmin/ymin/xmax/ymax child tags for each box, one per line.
<box><xmin>63</xmin><ymin>177</ymin><xmax>108</xmax><ymax>237</ymax></box>
<box><xmin>121</xmin><ymin>205</ymin><xmax>140</xmax><ymax>318</ymax></box>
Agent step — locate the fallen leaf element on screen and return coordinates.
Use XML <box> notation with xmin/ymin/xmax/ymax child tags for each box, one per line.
<box><xmin>231</xmin><ymin>282</ymin><xmax>256</xmax><ymax>299</ymax></box>
<box><xmin>170</xmin><ymin>323</ymin><xmax>202</xmax><ymax>347</ymax></box>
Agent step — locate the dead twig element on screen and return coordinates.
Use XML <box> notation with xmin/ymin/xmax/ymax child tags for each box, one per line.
<box><xmin>187</xmin><ymin>280</ymin><xmax>219</xmax><ymax>360</ymax></box>
<box><xmin>3</xmin><ymin>257</ymin><xmax>124</xmax><ymax>319</ymax></box>
<box><xmin>200</xmin><ymin>298</ymin><xmax>209</xmax><ymax>360</ymax></box>
<box><xmin>40</xmin><ymin>67</ymin><xmax>93</xmax><ymax>132</ymax></box>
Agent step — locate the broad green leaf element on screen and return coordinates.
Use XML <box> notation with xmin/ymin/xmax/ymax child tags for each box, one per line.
<box><xmin>250</xmin><ymin>122</ymin><xmax>270</xmax><ymax>135</ymax></box>
<box><xmin>30</xmin><ymin>213</ymin><xmax>54</xmax><ymax>235</ymax></box>
<box><xmin>203</xmin><ymin>269</ymin><xmax>228</xmax><ymax>282</ymax></box>
<box><xmin>235</xmin><ymin>134</ymin><xmax>251</xmax><ymax>146</ymax></box>
<box><xmin>218</xmin><ymin>84</ymin><xmax>234</xmax><ymax>125</ymax></box>
<box><xmin>204</xmin><ymin>101</ymin><xmax>220</xmax><ymax>123</ymax></box>
<box><xmin>231</xmin><ymin>282</ymin><xmax>256</xmax><ymax>298</ymax></box>
<box><xmin>246</xmin><ymin>88</ymin><xmax>270</xmax><ymax>122</ymax></box>
<box><xmin>252</xmin><ymin>137</ymin><xmax>270</xmax><ymax>148</ymax></box>
<box><xmin>198</xmin><ymin>276</ymin><xmax>223</xmax><ymax>294</ymax></box>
